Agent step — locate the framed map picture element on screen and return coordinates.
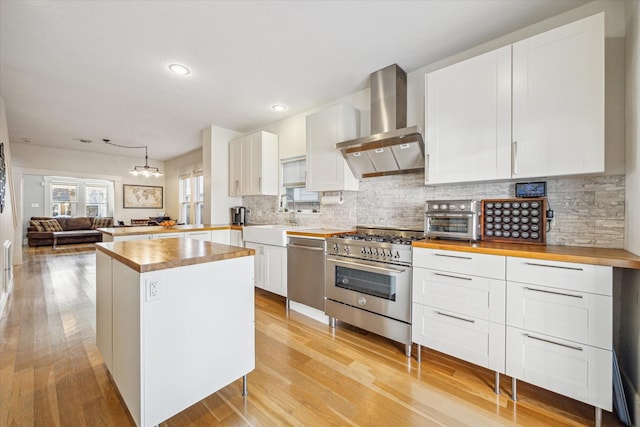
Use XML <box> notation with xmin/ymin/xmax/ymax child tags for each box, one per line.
<box><xmin>123</xmin><ymin>184</ymin><xmax>163</xmax><ymax>209</ymax></box>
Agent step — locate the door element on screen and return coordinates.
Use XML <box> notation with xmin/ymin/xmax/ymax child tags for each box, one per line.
<box><xmin>264</xmin><ymin>245</ymin><xmax>287</xmax><ymax>297</ymax></box>
<box><xmin>426</xmin><ymin>46</ymin><xmax>511</xmax><ymax>184</ymax></box>
<box><xmin>512</xmin><ymin>13</ymin><xmax>604</xmax><ymax>178</ymax></box>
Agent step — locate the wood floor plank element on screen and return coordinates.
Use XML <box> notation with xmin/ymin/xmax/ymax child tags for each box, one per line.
<box><xmin>0</xmin><ymin>245</ymin><xmax>625</xmax><ymax>427</ymax></box>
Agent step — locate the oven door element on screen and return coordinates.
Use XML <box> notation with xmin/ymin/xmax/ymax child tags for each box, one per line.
<box><xmin>425</xmin><ymin>212</ymin><xmax>477</xmax><ymax>240</ymax></box>
<box><xmin>325</xmin><ymin>256</ymin><xmax>411</xmax><ymax>323</ymax></box>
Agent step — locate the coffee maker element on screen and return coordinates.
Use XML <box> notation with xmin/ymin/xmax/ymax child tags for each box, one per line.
<box><xmin>231</xmin><ymin>206</ymin><xmax>246</xmax><ymax>225</ymax></box>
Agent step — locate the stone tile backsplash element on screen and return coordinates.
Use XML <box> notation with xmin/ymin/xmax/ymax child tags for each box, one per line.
<box><xmin>243</xmin><ymin>173</ymin><xmax>625</xmax><ymax>249</ymax></box>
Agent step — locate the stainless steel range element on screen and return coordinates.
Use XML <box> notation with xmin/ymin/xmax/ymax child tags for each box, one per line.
<box><xmin>325</xmin><ymin>226</ymin><xmax>423</xmax><ymax>357</ymax></box>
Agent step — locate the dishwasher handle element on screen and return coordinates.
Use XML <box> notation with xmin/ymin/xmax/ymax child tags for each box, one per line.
<box><xmin>288</xmin><ymin>243</ymin><xmax>325</xmax><ymax>251</ymax></box>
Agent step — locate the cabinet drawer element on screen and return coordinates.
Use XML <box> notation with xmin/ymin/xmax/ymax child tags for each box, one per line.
<box><xmin>506</xmin><ymin>257</ymin><xmax>612</xmax><ymax>295</ymax></box>
<box><xmin>506</xmin><ymin>281</ymin><xmax>611</xmax><ymax>350</ymax></box>
<box><xmin>412</xmin><ymin>304</ymin><xmax>505</xmax><ymax>372</ymax></box>
<box><xmin>506</xmin><ymin>326</ymin><xmax>611</xmax><ymax>410</ymax></box>
<box><xmin>413</xmin><ymin>248</ymin><xmax>505</xmax><ymax>279</ymax></box>
<box><xmin>413</xmin><ymin>268</ymin><xmax>505</xmax><ymax>323</ymax></box>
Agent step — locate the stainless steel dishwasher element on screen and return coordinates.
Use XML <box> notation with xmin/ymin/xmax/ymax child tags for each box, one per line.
<box><xmin>287</xmin><ymin>236</ymin><xmax>326</xmax><ymax>311</ymax></box>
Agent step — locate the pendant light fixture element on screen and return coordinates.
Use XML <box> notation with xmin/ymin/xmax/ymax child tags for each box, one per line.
<box><xmin>103</xmin><ymin>139</ymin><xmax>163</xmax><ymax>177</ymax></box>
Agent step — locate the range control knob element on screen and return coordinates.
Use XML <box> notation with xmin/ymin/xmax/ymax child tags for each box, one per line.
<box><xmin>358</xmin><ymin>297</ymin><xmax>367</xmax><ymax>306</ymax></box>
<box><xmin>394</xmin><ymin>251</ymin><xmax>401</xmax><ymax>259</ymax></box>
<box><xmin>333</xmin><ymin>244</ymin><xmax>339</xmax><ymax>252</ymax></box>
<box><xmin>372</xmin><ymin>248</ymin><xmax>379</xmax><ymax>256</ymax></box>
<box><xmin>344</xmin><ymin>246</ymin><xmax>349</xmax><ymax>253</ymax></box>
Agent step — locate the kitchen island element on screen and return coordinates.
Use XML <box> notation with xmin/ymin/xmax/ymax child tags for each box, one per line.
<box><xmin>95</xmin><ymin>238</ymin><xmax>255</xmax><ymax>427</ymax></box>
<box><xmin>98</xmin><ymin>223</ymin><xmax>243</xmax><ymax>245</ymax></box>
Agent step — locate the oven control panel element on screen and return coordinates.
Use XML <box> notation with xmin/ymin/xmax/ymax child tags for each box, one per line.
<box><xmin>481</xmin><ymin>198</ymin><xmax>546</xmax><ymax>245</ymax></box>
<box><xmin>327</xmin><ymin>242</ymin><xmax>412</xmax><ymax>265</ymax></box>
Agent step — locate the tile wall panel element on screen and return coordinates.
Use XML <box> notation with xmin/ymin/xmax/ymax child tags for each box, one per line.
<box><xmin>242</xmin><ymin>174</ymin><xmax>625</xmax><ymax>249</ymax></box>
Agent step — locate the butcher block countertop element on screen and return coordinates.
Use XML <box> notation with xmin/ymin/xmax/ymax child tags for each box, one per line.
<box><xmin>413</xmin><ymin>239</ymin><xmax>640</xmax><ymax>269</ymax></box>
<box><xmin>96</xmin><ymin>238</ymin><xmax>254</xmax><ymax>273</ymax></box>
<box><xmin>97</xmin><ymin>224</ymin><xmax>236</xmax><ymax>236</ymax></box>
<box><xmin>287</xmin><ymin>228</ymin><xmax>355</xmax><ymax>238</ymax></box>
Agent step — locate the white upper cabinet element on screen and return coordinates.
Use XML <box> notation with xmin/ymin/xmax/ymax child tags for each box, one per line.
<box><xmin>425</xmin><ymin>13</ymin><xmax>604</xmax><ymax>185</ymax></box>
<box><xmin>228</xmin><ymin>131</ymin><xmax>279</xmax><ymax>196</ymax></box>
<box><xmin>306</xmin><ymin>104</ymin><xmax>359</xmax><ymax>192</ymax></box>
<box><xmin>512</xmin><ymin>13</ymin><xmax>604</xmax><ymax>178</ymax></box>
<box><xmin>426</xmin><ymin>46</ymin><xmax>512</xmax><ymax>184</ymax></box>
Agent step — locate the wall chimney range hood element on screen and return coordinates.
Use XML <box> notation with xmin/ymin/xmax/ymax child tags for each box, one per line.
<box><xmin>336</xmin><ymin>64</ymin><xmax>424</xmax><ymax>178</ymax></box>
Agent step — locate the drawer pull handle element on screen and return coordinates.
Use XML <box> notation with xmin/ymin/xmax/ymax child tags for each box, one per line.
<box><xmin>434</xmin><ymin>253</ymin><xmax>472</xmax><ymax>260</ymax></box>
<box><xmin>524</xmin><ymin>262</ymin><xmax>583</xmax><ymax>272</ymax></box>
<box><xmin>436</xmin><ymin>311</ymin><xmax>475</xmax><ymax>323</ymax></box>
<box><xmin>524</xmin><ymin>287</ymin><xmax>583</xmax><ymax>299</ymax></box>
<box><xmin>524</xmin><ymin>334</ymin><xmax>583</xmax><ymax>352</ymax></box>
<box><xmin>434</xmin><ymin>272</ymin><xmax>472</xmax><ymax>281</ymax></box>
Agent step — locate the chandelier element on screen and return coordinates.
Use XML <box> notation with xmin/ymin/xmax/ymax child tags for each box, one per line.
<box><xmin>103</xmin><ymin>139</ymin><xmax>163</xmax><ymax>177</ymax></box>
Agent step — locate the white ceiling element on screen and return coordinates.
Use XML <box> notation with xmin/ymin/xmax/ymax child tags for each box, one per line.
<box><xmin>0</xmin><ymin>0</ymin><xmax>590</xmax><ymax>162</ymax></box>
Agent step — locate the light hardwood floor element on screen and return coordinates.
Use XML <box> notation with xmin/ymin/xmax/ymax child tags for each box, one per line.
<box><xmin>0</xmin><ymin>244</ymin><xmax>623</xmax><ymax>426</ymax></box>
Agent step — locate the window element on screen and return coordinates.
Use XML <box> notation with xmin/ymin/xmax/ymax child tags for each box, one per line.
<box><xmin>51</xmin><ymin>182</ymin><xmax>77</xmax><ymax>217</ymax></box>
<box><xmin>85</xmin><ymin>185</ymin><xmax>108</xmax><ymax>217</ymax></box>
<box><xmin>45</xmin><ymin>177</ymin><xmax>113</xmax><ymax>219</ymax></box>
<box><xmin>280</xmin><ymin>157</ymin><xmax>320</xmax><ymax>213</ymax></box>
<box><xmin>179</xmin><ymin>170</ymin><xmax>204</xmax><ymax>224</ymax></box>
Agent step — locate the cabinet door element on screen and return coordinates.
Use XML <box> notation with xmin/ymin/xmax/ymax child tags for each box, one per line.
<box><xmin>210</xmin><ymin>230</ymin><xmax>230</xmax><ymax>244</ymax></box>
<box><xmin>506</xmin><ymin>326</ymin><xmax>611</xmax><ymax>410</ymax></box>
<box><xmin>413</xmin><ymin>267</ymin><xmax>505</xmax><ymax>323</ymax></box>
<box><xmin>244</xmin><ymin>242</ymin><xmax>264</xmax><ymax>289</ymax></box>
<box><xmin>185</xmin><ymin>231</ymin><xmax>212</xmax><ymax>241</ymax></box>
<box><xmin>264</xmin><ymin>245</ymin><xmax>287</xmax><ymax>297</ymax></box>
<box><xmin>413</xmin><ymin>303</ymin><xmax>505</xmax><ymax>372</ymax></box>
<box><xmin>426</xmin><ymin>46</ymin><xmax>511</xmax><ymax>184</ymax></box>
<box><xmin>306</xmin><ymin>104</ymin><xmax>359</xmax><ymax>192</ymax></box>
<box><xmin>506</xmin><ymin>281</ymin><xmax>612</xmax><ymax>350</ymax></box>
<box><xmin>240</xmin><ymin>136</ymin><xmax>253</xmax><ymax>195</ymax></box>
<box><xmin>512</xmin><ymin>13</ymin><xmax>604</xmax><ymax>178</ymax></box>
<box><xmin>229</xmin><ymin>138</ymin><xmax>243</xmax><ymax>196</ymax></box>
<box><xmin>230</xmin><ymin>230</ymin><xmax>243</xmax><ymax>247</ymax></box>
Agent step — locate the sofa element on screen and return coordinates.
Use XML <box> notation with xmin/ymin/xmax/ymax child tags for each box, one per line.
<box><xmin>27</xmin><ymin>216</ymin><xmax>111</xmax><ymax>247</ymax></box>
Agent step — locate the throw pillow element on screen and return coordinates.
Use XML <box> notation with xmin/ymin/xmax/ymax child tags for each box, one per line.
<box><xmin>30</xmin><ymin>219</ymin><xmax>44</xmax><ymax>232</ymax></box>
<box><xmin>39</xmin><ymin>219</ymin><xmax>64</xmax><ymax>232</ymax></box>
<box><xmin>92</xmin><ymin>217</ymin><xmax>113</xmax><ymax>229</ymax></box>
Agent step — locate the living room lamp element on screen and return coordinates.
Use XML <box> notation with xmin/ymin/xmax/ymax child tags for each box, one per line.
<box><xmin>103</xmin><ymin>139</ymin><xmax>163</xmax><ymax>178</ymax></box>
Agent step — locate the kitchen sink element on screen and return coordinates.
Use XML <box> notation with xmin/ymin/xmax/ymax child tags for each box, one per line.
<box><xmin>242</xmin><ymin>224</ymin><xmax>312</xmax><ymax>247</ymax></box>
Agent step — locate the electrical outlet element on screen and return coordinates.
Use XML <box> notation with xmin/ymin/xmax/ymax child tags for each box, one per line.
<box><xmin>146</xmin><ymin>279</ymin><xmax>161</xmax><ymax>302</ymax></box>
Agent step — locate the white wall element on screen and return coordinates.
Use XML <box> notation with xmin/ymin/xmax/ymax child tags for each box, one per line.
<box><xmin>0</xmin><ymin>97</ymin><xmax>17</xmax><ymax>315</ymax></box>
<box><xmin>201</xmin><ymin>125</ymin><xmax>242</xmax><ymax>224</ymax></box>
<box><xmin>622</xmin><ymin>0</ymin><xmax>640</xmax><ymax>423</ymax></box>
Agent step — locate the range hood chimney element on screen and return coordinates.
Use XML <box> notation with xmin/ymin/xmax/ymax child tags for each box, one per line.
<box><xmin>336</xmin><ymin>64</ymin><xmax>424</xmax><ymax>178</ymax></box>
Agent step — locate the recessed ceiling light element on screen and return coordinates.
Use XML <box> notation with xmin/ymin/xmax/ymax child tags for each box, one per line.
<box><xmin>74</xmin><ymin>138</ymin><xmax>93</xmax><ymax>143</ymax></box>
<box><xmin>168</xmin><ymin>63</ymin><xmax>191</xmax><ymax>76</ymax></box>
<box><xmin>271</xmin><ymin>104</ymin><xmax>287</xmax><ymax>112</ymax></box>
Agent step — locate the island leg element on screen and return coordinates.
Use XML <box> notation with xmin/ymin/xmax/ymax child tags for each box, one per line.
<box><xmin>242</xmin><ymin>375</ymin><xmax>248</xmax><ymax>396</ymax></box>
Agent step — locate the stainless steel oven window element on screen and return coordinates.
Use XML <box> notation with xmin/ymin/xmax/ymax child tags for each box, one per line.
<box><xmin>334</xmin><ymin>265</ymin><xmax>397</xmax><ymax>301</ymax></box>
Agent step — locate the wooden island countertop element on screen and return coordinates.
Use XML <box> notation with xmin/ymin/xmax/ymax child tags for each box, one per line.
<box><xmin>95</xmin><ymin>238</ymin><xmax>254</xmax><ymax>273</ymax></box>
<box><xmin>98</xmin><ymin>223</ymin><xmax>236</xmax><ymax>237</ymax></box>
<box><xmin>413</xmin><ymin>239</ymin><xmax>640</xmax><ymax>269</ymax></box>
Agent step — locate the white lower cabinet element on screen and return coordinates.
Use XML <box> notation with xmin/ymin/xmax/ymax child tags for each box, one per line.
<box><xmin>152</xmin><ymin>232</ymin><xmax>182</xmax><ymax>239</ymax></box>
<box><xmin>505</xmin><ymin>256</ymin><xmax>613</xmax><ymax>411</ymax></box>
<box><xmin>412</xmin><ymin>248</ymin><xmax>506</xmax><ymax>372</ymax></box>
<box><xmin>244</xmin><ymin>242</ymin><xmax>287</xmax><ymax>297</ymax></box>
<box><xmin>412</xmin><ymin>248</ymin><xmax>614</xmax><ymax>418</ymax></box>
<box><xmin>210</xmin><ymin>230</ymin><xmax>231</xmax><ymax>244</ymax></box>
<box><xmin>505</xmin><ymin>326</ymin><xmax>612</xmax><ymax>410</ymax></box>
<box><xmin>184</xmin><ymin>231</ymin><xmax>212</xmax><ymax>241</ymax></box>
<box><xmin>230</xmin><ymin>229</ymin><xmax>242</xmax><ymax>247</ymax></box>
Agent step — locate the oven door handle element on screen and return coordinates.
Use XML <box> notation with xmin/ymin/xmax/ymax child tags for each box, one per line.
<box><xmin>326</xmin><ymin>257</ymin><xmax>406</xmax><ymax>275</ymax></box>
